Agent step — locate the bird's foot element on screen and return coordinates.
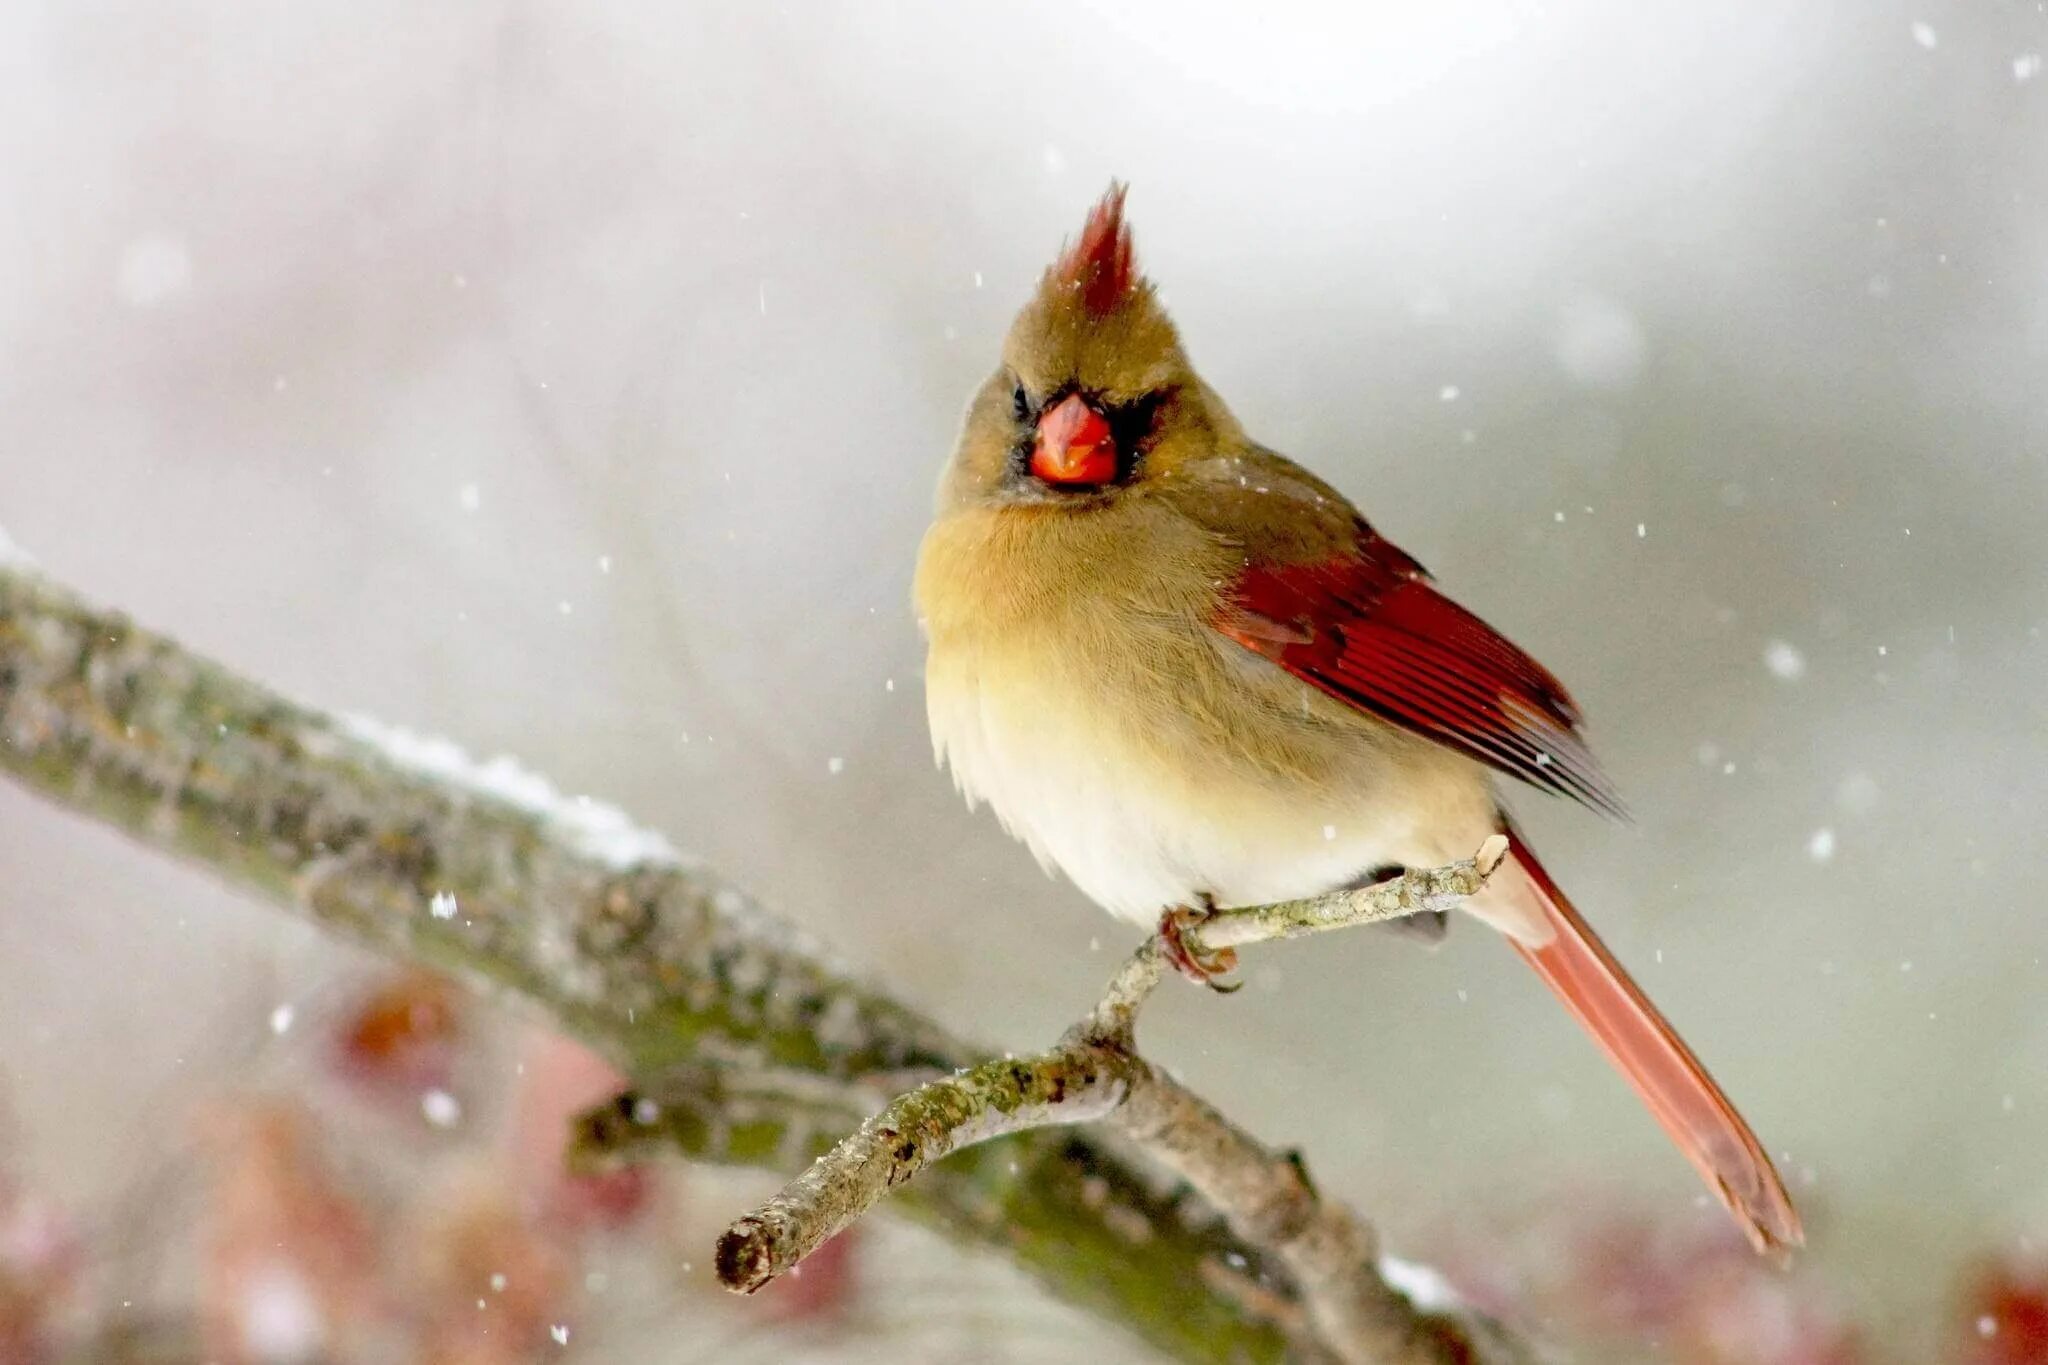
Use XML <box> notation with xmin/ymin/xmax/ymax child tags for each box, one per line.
<box><xmin>1158</xmin><ymin>905</ymin><xmax>1240</xmax><ymax>993</ymax></box>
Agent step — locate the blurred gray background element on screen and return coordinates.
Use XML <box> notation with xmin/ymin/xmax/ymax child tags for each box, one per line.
<box><xmin>3</xmin><ymin>1</ymin><xmax>2045</xmax><ymax>1360</ymax></box>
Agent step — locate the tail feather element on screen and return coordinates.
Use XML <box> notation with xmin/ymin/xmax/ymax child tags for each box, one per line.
<box><xmin>1494</xmin><ymin>843</ymin><xmax>1804</xmax><ymax>1259</ymax></box>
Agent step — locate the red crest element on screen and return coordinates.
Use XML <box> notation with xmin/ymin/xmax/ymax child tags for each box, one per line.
<box><xmin>1053</xmin><ymin>182</ymin><xmax>1138</xmax><ymax>317</ymax></box>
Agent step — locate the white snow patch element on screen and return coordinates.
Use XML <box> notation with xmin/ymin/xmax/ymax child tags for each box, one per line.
<box><xmin>1807</xmin><ymin>828</ymin><xmax>1836</xmax><ymax>864</ymax></box>
<box><xmin>117</xmin><ymin>235</ymin><xmax>193</xmax><ymax>307</ymax></box>
<box><xmin>337</xmin><ymin>714</ymin><xmax>684</xmax><ymax>870</ymax></box>
<box><xmin>1553</xmin><ymin>294</ymin><xmax>1646</xmax><ymax>390</ymax></box>
<box><xmin>1762</xmin><ymin>640</ymin><xmax>1807</xmax><ymax>681</ymax></box>
<box><xmin>421</xmin><ymin>1089</ymin><xmax>462</xmax><ymax>1127</ymax></box>
<box><xmin>1378</xmin><ymin>1255</ymin><xmax>1463</xmax><ymax>1311</ymax></box>
<box><xmin>239</xmin><ymin>1262</ymin><xmax>325</xmax><ymax>1362</ymax></box>
<box><xmin>0</xmin><ymin>523</ymin><xmax>34</xmax><ymax>568</ymax></box>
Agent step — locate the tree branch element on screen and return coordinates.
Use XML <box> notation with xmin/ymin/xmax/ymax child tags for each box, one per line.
<box><xmin>712</xmin><ymin>848</ymin><xmax>1525</xmax><ymax>1365</ymax></box>
<box><xmin>0</xmin><ymin>557</ymin><xmax>1528</xmax><ymax>1364</ymax></box>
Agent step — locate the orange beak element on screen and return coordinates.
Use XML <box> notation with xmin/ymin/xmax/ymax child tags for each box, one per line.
<box><xmin>1030</xmin><ymin>393</ymin><xmax>1117</xmax><ymax>487</ymax></box>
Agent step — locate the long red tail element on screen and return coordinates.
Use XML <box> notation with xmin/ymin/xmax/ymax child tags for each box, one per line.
<box><xmin>1496</xmin><ymin>843</ymin><xmax>1803</xmax><ymax>1258</ymax></box>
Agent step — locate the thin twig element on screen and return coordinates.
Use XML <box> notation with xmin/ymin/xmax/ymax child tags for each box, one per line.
<box><xmin>716</xmin><ymin>1042</ymin><xmax>1139</xmax><ymax>1294</ymax></box>
<box><xmin>1190</xmin><ymin>836</ymin><xmax>1509</xmax><ymax>952</ymax></box>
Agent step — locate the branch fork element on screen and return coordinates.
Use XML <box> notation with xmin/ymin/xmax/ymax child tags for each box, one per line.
<box><xmin>715</xmin><ymin>839</ymin><xmax>1526</xmax><ymax>1365</ymax></box>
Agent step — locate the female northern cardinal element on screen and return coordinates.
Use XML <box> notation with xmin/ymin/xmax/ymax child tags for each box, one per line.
<box><xmin>913</xmin><ymin>185</ymin><xmax>1802</xmax><ymax>1258</ymax></box>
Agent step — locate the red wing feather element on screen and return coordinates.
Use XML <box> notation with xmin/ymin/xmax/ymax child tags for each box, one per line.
<box><xmin>1218</xmin><ymin>537</ymin><xmax>1624</xmax><ymax>817</ymax></box>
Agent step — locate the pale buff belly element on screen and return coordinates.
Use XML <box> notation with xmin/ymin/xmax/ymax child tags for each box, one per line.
<box><xmin>924</xmin><ymin>623</ymin><xmax>1501</xmax><ymax>927</ymax></box>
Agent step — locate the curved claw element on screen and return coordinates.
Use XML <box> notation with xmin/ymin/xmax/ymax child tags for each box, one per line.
<box><xmin>1158</xmin><ymin>906</ymin><xmax>1240</xmax><ymax>992</ymax></box>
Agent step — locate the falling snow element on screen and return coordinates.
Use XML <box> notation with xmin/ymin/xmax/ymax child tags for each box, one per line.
<box><xmin>429</xmin><ymin>890</ymin><xmax>458</xmax><ymax>920</ymax></box>
<box><xmin>1378</xmin><ymin>1255</ymin><xmax>1463</xmax><ymax>1312</ymax></box>
<box><xmin>1807</xmin><ymin>828</ymin><xmax>1836</xmax><ymax>864</ymax></box>
<box><xmin>1763</xmin><ymin>640</ymin><xmax>1807</xmax><ymax>681</ymax></box>
<box><xmin>239</xmin><ymin>1263</ymin><xmax>324</xmax><ymax>1361</ymax></box>
<box><xmin>421</xmin><ymin>1089</ymin><xmax>462</xmax><ymax>1127</ymax></box>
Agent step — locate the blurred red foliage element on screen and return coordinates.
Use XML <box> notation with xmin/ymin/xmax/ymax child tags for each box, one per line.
<box><xmin>0</xmin><ymin>1175</ymin><xmax>78</xmax><ymax>1365</ymax></box>
<box><xmin>332</xmin><ymin>969</ymin><xmax>462</xmax><ymax>1096</ymax></box>
<box><xmin>196</xmin><ymin>1100</ymin><xmax>382</xmax><ymax>1365</ymax></box>
<box><xmin>1959</xmin><ymin>1256</ymin><xmax>2048</xmax><ymax>1365</ymax></box>
<box><xmin>405</xmin><ymin>1167</ymin><xmax>573</xmax><ymax>1365</ymax></box>
<box><xmin>509</xmin><ymin>1031</ymin><xmax>658</xmax><ymax>1234</ymax></box>
<box><xmin>1433</xmin><ymin>1195</ymin><xmax>1864</xmax><ymax>1365</ymax></box>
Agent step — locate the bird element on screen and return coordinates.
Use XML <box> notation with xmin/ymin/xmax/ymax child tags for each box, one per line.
<box><xmin>912</xmin><ymin>184</ymin><xmax>1802</xmax><ymax>1258</ymax></box>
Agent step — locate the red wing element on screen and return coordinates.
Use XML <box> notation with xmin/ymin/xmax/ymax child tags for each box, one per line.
<box><xmin>1217</xmin><ymin>536</ymin><xmax>1624</xmax><ymax>817</ymax></box>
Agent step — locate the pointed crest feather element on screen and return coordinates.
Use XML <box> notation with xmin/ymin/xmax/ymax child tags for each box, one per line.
<box><xmin>1054</xmin><ymin>182</ymin><xmax>1138</xmax><ymax>318</ymax></box>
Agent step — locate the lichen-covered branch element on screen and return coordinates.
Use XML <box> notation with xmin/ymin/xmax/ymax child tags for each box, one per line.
<box><xmin>717</xmin><ymin>852</ymin><xmax>1531</xmax><ymax>1365</ymax></box>
<box><xmin>716</xmin><ymin>1044</ymin><xmax>1137</xmax><ymax>1294</ymax></box>
<box><xmin>1190</xmin><ymin>837</ymin><xmax>1508</xmax><ymax>952</ymax></box>
<box><xmin>0</xmin><ymin>557</ymin><xmax>1527</xmax><ymax>1364</ymax></box>
<box><xmin>0</xmin><ymin>562</ymin><xmax>1300</xmax><ymax>1363</ymax></box>
<box><xmin>1109</xmin><ymin>1058</ymin><xmax>1528</xmax><ymax>1365</ymax></box>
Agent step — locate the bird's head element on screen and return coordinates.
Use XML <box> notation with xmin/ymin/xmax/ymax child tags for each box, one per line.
<box><xmin>937</xmin><ymin>184</ymin><xmax>1239</xmax><ymax>512</ymax></box>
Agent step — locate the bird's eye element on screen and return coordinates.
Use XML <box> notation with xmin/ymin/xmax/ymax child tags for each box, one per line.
<box><xmin>1107</xmin><ymin>389</ymin><xmax>1168</xmax><ymax>453</ymax></box>
<box><xmin>1012</xmin><ymin>384</ymin><xmax>1032</xmax><ymax>423</ymax></box>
